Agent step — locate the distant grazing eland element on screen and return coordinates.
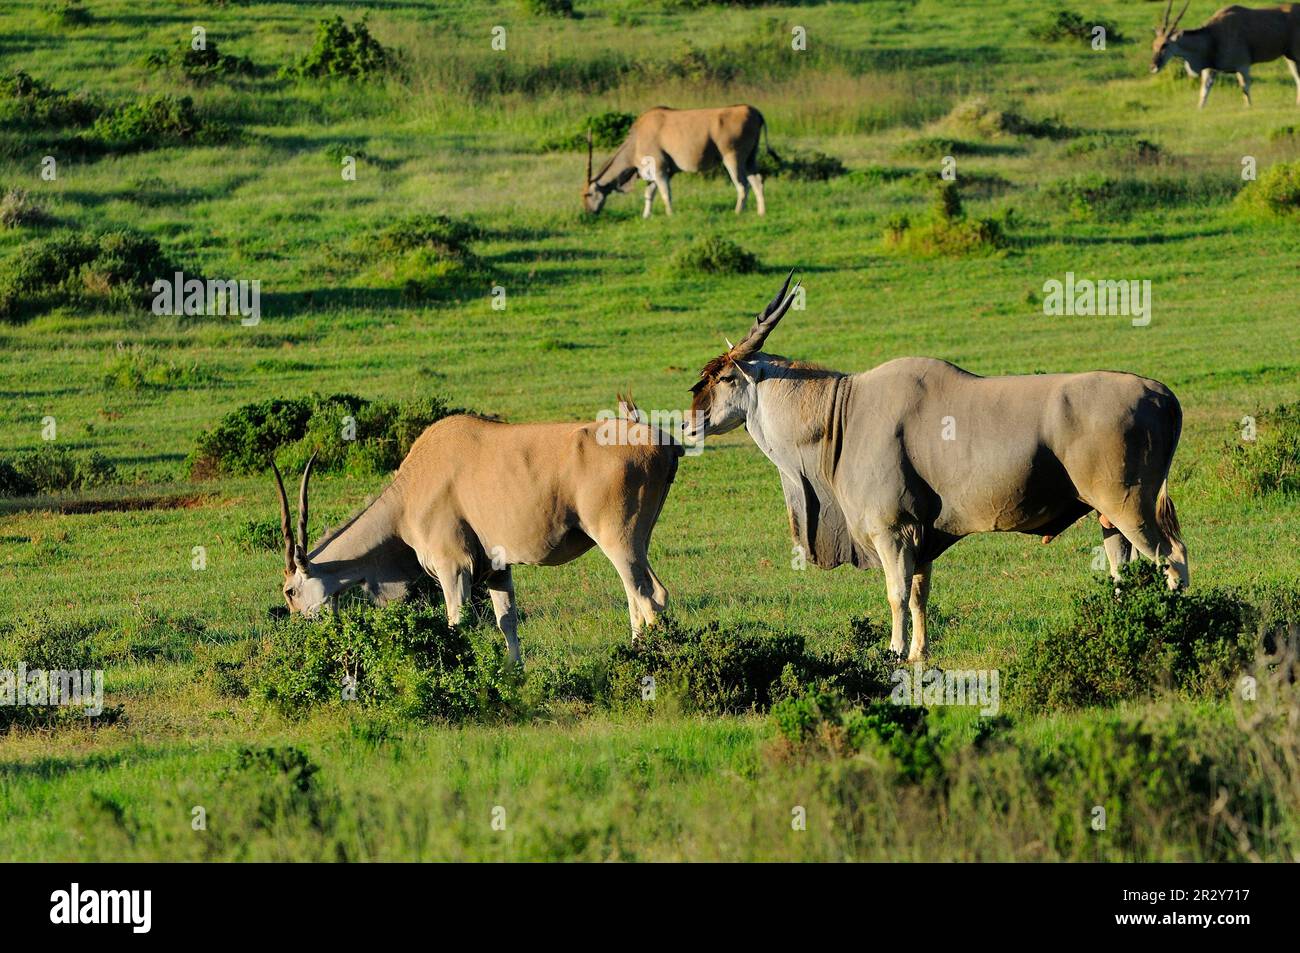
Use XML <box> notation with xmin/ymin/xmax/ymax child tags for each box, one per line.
<box><xmin>687</xmin><ymin>275</ymin><xmax>1189</xmax><ymax>662</ymax></box>
<box><xmin>1151</xmin><ymin>2</ymin><xmax>1300</xmax><ymax>107</ymax></box>
<box><xmin>582</xmin><ymin>105</ymin><xmax>778</xmax><ymax>217</ymax></box>
<box><xmin>271</xmin><ymin>404</ymin><xmax>680</xmax><ymax>664</ymax></box>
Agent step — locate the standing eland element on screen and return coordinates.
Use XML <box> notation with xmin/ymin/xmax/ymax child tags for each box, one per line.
<box><xmin>271</xmin><ymin>403</ymin><xmax>680</xmax><ymax>664</ymax></box>
<box><xmin>687</xmin><ymin>275</ymin><xmax>1189</xmax><ymax>662</ymax></box>
<box><xmin>1151</xmin><ymin>2</ymin><xmax>1300</xmax><ymax>107</ymax></box>
<box><xmin>582</xmin><ymin>105</ymin><xmax>778</xmax><ymax>217</ymax></box>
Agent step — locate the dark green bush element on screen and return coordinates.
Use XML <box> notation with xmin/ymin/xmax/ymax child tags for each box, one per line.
<box><xmin>542</xmin><ymin>618</ymin><xmax>893</xmax><ymax>715</ymax></box>
<box><xmin>43</xmin><ymin>1</ymin><xmax>93</xmax><ymax>29</ymax></box>
<box><xmin>189</xmin><ymin>392</ymin><xmax>462</xmax><ymax>478</ymax></box>
<box><xmin>537</xmin><ymin>111</ymin><xmax>634</xmax><ymax>151</ymax></box>
<box><xmin>282</xmin><ymin>17</ymin><xmax>396</xmax><ymax>81</ymax></box>
<box><xmin>1028</xmin><ymin>9</ymin><xmax>1122</xmax><ymax>43</ymax></box>
<box><xmin>1220</xmin><ymin>404</ymin><xmax>1300</xmax><ymax>495</ymax></box>
<box><xmin>143</xmin><ymin>38</ymin><xmax>255</xmax><ymax>82</ymax></box>
<box><xmin>1013</xmin><ymin>561</ymin><xmax>1255</xmax><ymax>711</ymax></box>
<box><xmin>0</xmin><ymin>228</ymin><xmax>182</xmax><ymax>321</ymax></box>
<box><xmin>0</xmin><ymin>445</ymin><xmax>117</xmax><ymax>495</ymax></box>
<box><xmin>520</xmin><ymin>0</ymin><xmax>575</xmax><ymax>17</ymax></box>
<box><xmin>90</xmin><ymin>94</ymin><xmax>229</xmax><ymax>151</ymax></box>
<box><xmin>246</xmin><ymin>601</ymin><xmax>524</xmax><ymax>724</ymax></box>
<box><xmin>672</xmin><ymin>236</ymin><xmax>759</xmax><ymax>276</ymax></box>
<box><xmin>0</xmin><ymin>69</ymin><xmax>100</xmax><ymax>129</ymax></box>
<box><xmin>883</xmin><ymin>183</ymin><xmax>1007</xmax><ymax>257</ymax></box>
<box><xmin>759</xmin><ymin>148</ymin><xmax>847</xmax><ymax>181</ymax></box>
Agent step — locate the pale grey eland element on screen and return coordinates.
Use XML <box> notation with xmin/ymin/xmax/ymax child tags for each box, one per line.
<box><xmin>582</xmin><ymin>105</ymin><xmax>778</xmax><ymax>217</ymax></box>
<box><xmin>271</xmin><ymin>404</ymin><xmax>680</xmax><ymax>664</ymax></box>
<box><xmin>686</xmin><ymin>275</ymin><xmax>1189</xmax><ymax>662</ymax></box>
<box><xmin>1151</xmin><ymin>2</ymin><xmax>1300</xmax><ymax>107</ymax></box>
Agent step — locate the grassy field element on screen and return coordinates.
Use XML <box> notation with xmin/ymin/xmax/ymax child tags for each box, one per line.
<box><xmin>1</xmin><ymin>0</ymin><xmax>1299</xmax><ymax>861</ymax></box>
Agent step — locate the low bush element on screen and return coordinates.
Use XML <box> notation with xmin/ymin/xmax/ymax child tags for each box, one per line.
<box><xmin>282</xmin><ymin>17</ymin><xmax>397</xmax><ymax>81</ymax></box>
<box><xmin>1219</xmin><ymin>403</ymin><xmax>1300</xmax><ymax>495</ymax></box>
<box><xmin>1012</xmin><ymin>561</ymin><xmax>1255</xmax><ymax>711</ymax></box>
<box><xmin>1236</xmin><ymin>160</ymin><xmax>1300</xmax><ymax>217</ymax></box>
<box><xmin>0</xmin><ymin>445</ymin><xmax>117</xmax><ymax>495</ymax></box>
<box><xmin>536</xmin><ymin>111</ymin><xmax>634</xmax><ymax>151</ymax></box>
<box><xmin>520</xmin><ymin>0</ymin><xmax>576</xmax><ymax>17</ymax></box>
<box><xmin>143</xmin><ymin>39</ymin><xmax>255</xmax><ymax>83</ymax></box>
<box><xmin>1028</xmin><ymin>8</ymin><xmax>1122</xmax><ymax>44</ymax></box>
<box><xmin>354</xmin><ymin>213</ymin><xmax>492</xmax><ymax>300</ymax></box>
<box><xmin>1063</xmin><ymin>134</ymin><xmax>1161</xmax><ymax>163</ymax></box>
<box><xmin>90</xmin><ymin>94</ymin><xmax>230</xmax><ymax>152</ymax></box>
<box><xmin>1045</xmin><ymin>173</ymin><xmax>1230</xmax><ymax>219</ymax></box>
<box><xmin>942</xmin><ymin>96</ymin><xmax>1075</xmax><ymax>140</ymax></box>
<box><xmin>244</xmin><ymin>601</ymin><xmax>524</xmax><ymax>724</ymax></box>
<box><xmin>0</xmin><ymin>228</ymin><xmax>183</xmax><ymax>322</ymax></box>
<box><xmin>43</xmin><ymin>0</ymin><xmax>93</xmax><ymax>29</ymax></box>
<box><xmin>761</xmin><ymin>148</ymin><xmax>847</xmax><ymax>181</ymax></box>
<box><xmin>672</xmin><ymin>236</ymin><xmax>759</xmax><ymax>275</ymax></box>
<box><xmin>188</xmin><ymin>392</ymin><xmax>463</xmax><ymax>478</ymax></box>
<box><xmin>0</xmin><ymin>69</ymin><xmax>100</xmax><ymax>129</ymax></box>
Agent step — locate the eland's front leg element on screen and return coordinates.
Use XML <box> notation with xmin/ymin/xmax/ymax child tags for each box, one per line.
<box><xmin>907</xmin><ymin>562</ymin><xmax>932</xmax><ymax>662</ymax></box>
<box><xmin>487</xmin><ymin>567</ymin><xmax>521</xmax><ymax>665</ymax></box>
<box><xmin>872</xmin><ymin>530</ymin><xmax>916</xmax><ymax>656</ymax></box>
<box><xmin>642</xmin><ymin>180</ymin><xmax>658</xmax><ymax>218</ymax></box>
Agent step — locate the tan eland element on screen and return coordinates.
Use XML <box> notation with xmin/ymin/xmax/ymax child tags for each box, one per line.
<box><xmin>582</xmin><ymin>105</ymin><xmax>778</xmax><ymax>217</ymax></box>
<box><xmin>687</xmin><ymin>275</ymin><xmax>1189</xmax><ymax>662</ymax></box>
<box><xmin>1151</xmin><ymin>2</ymin><xmax>1300</xmax><ymax>106</ymax></box>
<box><xmin>272</xmin><ymin>402</ymin><xmax>680</xmax><ymax>663</ymax></box>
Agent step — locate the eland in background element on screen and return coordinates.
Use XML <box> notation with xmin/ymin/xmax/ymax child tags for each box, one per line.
<box><xmin>582</xmin><ymin>105</ymin><xmax>778</xmax><ymax>217</ymax></box>
<box><xmin>1151</xmin><ymin>2</ymin><xmax>1300</xmax><ymax>106</ymax></box>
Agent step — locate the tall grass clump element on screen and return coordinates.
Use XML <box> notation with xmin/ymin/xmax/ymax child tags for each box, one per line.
<box><xmin>0</xmin><ymin>445</ymin><xmax>117</xmax><ymax>496</ymax></box>
<box><xmin>100</xmin><ymin>343</ymin><xmax>216</xmax><ymax>391</ymax></box>
<box><xmin>883</xmin><ymin>182</ymin><xmax>1007</xmax><ymax>257</ymax></box>
<box><xmin>1219</xmin><ymin>404</ymin><xmax>1300</xmax><ymax>495</ymax></box>
<box><xmin>0</xmin><ymin>188</ymin><xmax>50</xmax><ymax>228</ymax></box>
<box><xmin>353</xmin><ymin>213</ymin><xmax>492</xmax><ymax>299</ymax></box>
<box><xmin>143</xmin><ymin>38</ymin><xmax>255</xmax><ymax>83</ymax></box>
<box><xmin>1236</xmin><ymin>160</ymin><xmax>1300</xmax><ymax>218</ymax></box>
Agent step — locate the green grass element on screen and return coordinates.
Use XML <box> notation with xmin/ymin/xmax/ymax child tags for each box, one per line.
<box><xmin>2</xmin><ymin>0</ymin><xmax>1299</xmax><ymax>861</ymax></box>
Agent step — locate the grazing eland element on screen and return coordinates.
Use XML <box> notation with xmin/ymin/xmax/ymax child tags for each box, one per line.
<box><xmin>1151</xmin><ymin>2</ymin><xmax>1300</xmax><ymax>107</ymax></box>
<box><xmin>272</xmin><ymin>404</ymin><xmax>680</xmax><ymax>664</ymax></box>
<box><xmin>687</xmin><ymin>275</ymin><xmax>1189</xmax><ymax>662</ymax></box>
<box><xmin>582</xmin><ymin>105</ymin><xmax>778</xmax><ymax>217</ymax></box>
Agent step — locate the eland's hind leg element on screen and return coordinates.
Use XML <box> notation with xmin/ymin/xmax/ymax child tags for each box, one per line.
<box><xmin>870</xmin><ymin>528</ymin><xmax>916</xmax><ymax>657</ymax></box>
<box><xmin>487</xmin><ymin>567</ymin><xmax>521</xmax><ymax>664</ymax></box>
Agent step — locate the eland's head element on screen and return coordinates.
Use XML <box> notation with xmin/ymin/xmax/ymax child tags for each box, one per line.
<box><xmin>1151</xmin><ymin>0</ymin><xmax>1191</xmax><ymax>72</ymax></box>
<box><xmin>581</xmin><ymin>130</ymin><xmax>609</xmax><ymax>214</ymax></box>
<box><xmin>271</xmin><ymin>451</ymin><xmax>329</xmax><ymax>618</ymax></box>
<box><xmin>687</xmin><ymin>272</ymin><xmax>800</xmax><ymax>442</ymax></box>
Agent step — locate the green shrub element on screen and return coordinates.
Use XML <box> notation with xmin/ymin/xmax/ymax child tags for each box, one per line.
<box><xmin>1045</xmin><ymin>173</ymin><xmax>1229</xmax><ymax>219</ymax></box>
<box><xmin>1013</xmin><ymin>561</ymin><xmax>1255</xmax><ymax>712</ymax></box>
<box><xmin>100</xmin><ymin>343</ymin><xmax>215</xmax><ymax>391</ymax></box>
<box><xmin>898</xmin><ymin>135</ymin><xmax>980</xmax><ymax>160</ymax></box>
<box><xmin>0</xmin><ymin>228</ymin><xmax>183</xmax><ymax>322</ymax></box>
<box><xmin>282</xmin><ymin>17</ymin><xmax>397</xmax><ymax>81</ymax></box>
<box><xmin>1237</xmin><ymin>160</ymin><xmax>1300</xmax><ymax>217</ymax></box>
<box><xmin>537</xmin><ymin>111</ymin><xmax>634</xmax><ymax>151</ymax></box>
<box><xmin>90</xmin><ymin>94</ymin><xmax>229</xmax><ymax>151</ymax></box>
<box><xmin>4</xmin><ymin>444</ymin><xmax>118</xmax><ymax>494</ymax></box>
<box><xmin>245</xmin><ymin>601</ymin><xmax>524</xmax><ymax>724</ymax></box>
<box><xmin>672</xmin><ymin>236</ymin><xmax>759</xmax><ymax>276</ymax></box>
<box><xmin>520</xmin><ymin>0</ymin><xmax>575</xmax><ymax>17</ymax></box>
<box><xmin>189</xmin><ymin>392</ymin><xmax>463</xmax><ymax>478</ymax></box>
<box><xmin>1063</xmin><ymin>134</ymin><xmax>1161</xmax><ymax>162</ymax></box>
<box><xmin>543</xmin><ymin>617</ymin><xmax>893</xmax><ymax>715</ymax></box>
<box><xmin>1220</xmin><ymin>404</ymin><xmax>1300</xmax><ymax>495</ymax></box>
<box><xmin>760</xmin><ymin>148</ymin><xmax>847</xmax><ymax>181</ymax></box>
<box><xmin>1028</xmin><ymin>8</ymin><xmax>1122</xmax><ymax>44</ymax></box>
<box><xmin>143</xmin><ymin>38</ymin><xmax>255</xmax><ymax>82</ymax></box>
<box><xmin>0</xmin><ymin>188</ymin><xmax>50</xmax><ymax>228</ymax></box>
<box><xmin>354</xmin><ymin>213</ymin><xmax>492</xmax><ymax>300</ymax></box>
<box><xmin>0</xmin><ymin>70</ymin><xmax>100</xmax><ymax>129</ymax></box>
<box><xmin>771</xmin><ymin>688</ymin><xmax>941</xmax><ymax>782</ymax></box>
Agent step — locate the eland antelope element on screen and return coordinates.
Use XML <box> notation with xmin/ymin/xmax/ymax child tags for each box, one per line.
<box><xmin>1151</xmin><ymin>2</ymin><xmax>1300</xmax><ymax>106</ymax></box>
<box><xmin>582</xmin><ymin>105</ymin><xmax>778</xmax><ymax>217</ymax></box>
<box><xmin>272</xmin><ymin>406</ymin><xmax>680</xmax><ymax>664</ymax></box>
<box><xmin>687</xmin><ymin>275</ymin><xmax>1189</xmax><ymax>662</ymax></box>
